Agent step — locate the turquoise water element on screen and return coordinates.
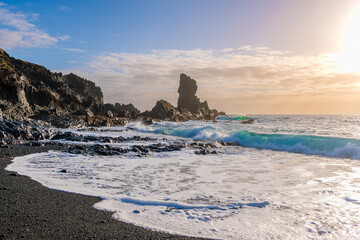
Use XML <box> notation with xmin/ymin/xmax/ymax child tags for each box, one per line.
<box><xmin>132</xmin><ymin>115</ymin><xmax>360</xmax><ymax>159</ymax></box>
<box><xmin>7</xmin><ymin>115</ymin><xmax>360</xmax><ymax>239</ymax></box>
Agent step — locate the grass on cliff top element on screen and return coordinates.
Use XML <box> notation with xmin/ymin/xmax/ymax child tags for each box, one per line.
<box><xmin>0</xmin><ymin>48</ymin><xmax>7</xmax><ymax>56</ymax></box>
<box><xmin>0</xmin><ymin>58</ymin><xmax>14</xmax><ymax>73</ymax></box>
<box><xmin>0</xmin><ymin>49</ymin><xmax>15</xmax><ymax>73</ymax></box>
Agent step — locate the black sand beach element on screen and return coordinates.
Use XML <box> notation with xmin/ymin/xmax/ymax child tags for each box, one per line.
<box><xmin>0</xmin><ymin>144</ymin><xmax>206</xmax><ymax>240</ymax></box>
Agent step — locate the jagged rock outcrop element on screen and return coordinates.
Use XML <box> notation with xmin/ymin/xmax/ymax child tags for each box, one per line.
<box><xmin>144</xmin><ymin>100</ymin><xmax>187</xmax><ymax>121</ymax></box>
<box><xmin>0</xmin><ymin>117</ymin><xmax>54</xmax><ymax>143</ymax></box>
<box><xmin>0</xmin><ymin>49</ymin><xmax>137</xmax><ymax>127</ymax></box>
<box><xmin>99</xmin><ymin>103</ymin><xmax>140</xmax><ymax>119</ymax></box>
<box><xmin>177</xmin><ymin>73</ymin><xmax>225</xmax><ymax>119</ymax></box>
<box><xmin>1</xmin><ymin>49</ymin><xmax>226</xmax><ymax>126</ymax></box>
<box><xmin>0</xmin><ymin>49</ymin><xmax>103</xmax><ymax>120</ymax></box>
<box><xmin>177</xmin><ymin>73</ymin><xmax>200</xmax><ymax>112</ymax></box>
<box><xmin>144</xmin><ymin>74</ymin><xmax>225</xmax><ymax>121</ymax></box>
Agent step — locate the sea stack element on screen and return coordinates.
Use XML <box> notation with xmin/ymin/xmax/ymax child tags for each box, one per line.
<box><xmin>177</xmin><ymin>73</ymin><xmax>202</xmax><ymax>113</ymax></box>
<box><xmin>145</xmin><ymin>73</ymin><xmax>225</xmax><ymax>121</ymax></box>
<box><xmin>177</xmin><ymin>73</ymin><xmax>222</xmax><ymax>118</ymax></box>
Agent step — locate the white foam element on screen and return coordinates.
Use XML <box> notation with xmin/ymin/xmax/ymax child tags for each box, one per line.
<box><xmin>6</xmin><ymin>116</ymin><xmax>360</xmax><ymax>239</ymax></box>
<box><xmin>6</xmin><ymin>144</ymin><xmax>360</xmax><ymax>239</ymax></box>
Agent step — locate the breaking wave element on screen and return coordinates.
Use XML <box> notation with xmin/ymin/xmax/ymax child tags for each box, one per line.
<box><xmin>133</xmin><ymin>122</ymin><xmax>360</xmax><ymax>160</ymax></box>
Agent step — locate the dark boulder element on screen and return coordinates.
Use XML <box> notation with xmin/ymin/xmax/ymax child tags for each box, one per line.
<box><xmin>146</xmin><ymin>100</ymin><xmax>187</xmax><ymax>121</ymax></box>
<box><xmin>0</xmin><ymin>117</ymin><xmax>54</xmax><ymax>141</ymax></box>
<box><xmin>99</xmin><ymin>103</ymin><xmax>140</xmax><ymax>118</ymax></box>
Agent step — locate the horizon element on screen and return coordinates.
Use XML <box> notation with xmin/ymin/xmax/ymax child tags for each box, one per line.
<box><xmin>1</xmin><ymin>0</ymin><xmax>360</xmax><ymax>114</ymax></box>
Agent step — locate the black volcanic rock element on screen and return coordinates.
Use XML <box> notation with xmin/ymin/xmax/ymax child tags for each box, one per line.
<box><xmin>0</xmin><ymin>49</ymin><xmax>225</xmax><ymax>125</ymax></box>
<box><xmin>177</xmin><ymin>73</ymin><xmax>225</xmax><ymax>120</ymax></box>
<box><xmin>99</xmin><ymin>102</ymin><xmax>140</xmax><ymax>118</ymax></box>
<box><xmin>177</xmin><ymin>73</ymin><xmax>200</xmax><ymax>113</ymax></box>
<box><xmin>0</xmin><ymin>117</ymin><xmax>55</xmax><ymax>142</ymax></box>
<box><xmin>0</xmin><ymin>48</ymin><xmax>103</xmax><ymax>120</ymax></box>
<box><xmin>143</xmin><ymin>74</ymin><xmax>226</xmax><ymax>121</ymax></box>
<box><xmin>145</xmin><ymin>100</ymin><xmax>185</xmax><ymax>121</ymax></box>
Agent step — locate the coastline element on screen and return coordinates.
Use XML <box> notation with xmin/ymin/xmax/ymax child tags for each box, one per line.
<box><xmin>0</xmin><ymin>144</ymin><xmax>207</xmax><ymax>240</ymax></box>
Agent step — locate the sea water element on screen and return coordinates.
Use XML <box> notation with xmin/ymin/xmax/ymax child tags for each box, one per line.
<box><xmin>6</xmin><ymin>115</ymin><xmax>360</xmax><ymax>239</ymax></box>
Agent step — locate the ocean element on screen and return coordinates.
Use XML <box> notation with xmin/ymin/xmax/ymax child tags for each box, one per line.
<box><xmin>6</xmin><ymin>115</ymin><xmax>360</xmax><ymax>239</ymax></box>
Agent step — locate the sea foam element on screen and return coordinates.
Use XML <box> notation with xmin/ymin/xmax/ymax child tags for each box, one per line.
<box><xmin>6</xmin><ymin>115</ymin><xmax>360</xmax><ymax>239</ymax></box>
<box><xmin>129</xmin><ymin>119</ymin><xmax>360</xmax><ymax>160</ymax></box>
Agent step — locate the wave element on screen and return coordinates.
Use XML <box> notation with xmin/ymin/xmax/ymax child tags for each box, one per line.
<box><xmin>132</xmin><ymin>122</ymin><xmax>360</xmax><ymax>160</ymax></box>
<box><xmin>216</xmin><ymin>115</ymin><xmax>250</xmax><ymax>121</ymax></box>
<box><xmin>225</xmin><ymin>131</ymin><xmax>360</xmax><ymax>159</ymax></box>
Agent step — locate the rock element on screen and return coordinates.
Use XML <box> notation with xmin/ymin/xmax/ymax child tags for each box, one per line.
<box><xmin>145</xmin><ymin>100</ymin><xmax>186</xmax><ymax>121</ymax></box>
<box><xmin>1</xmin><ymin>49</ymin><xmax>226</xmax><ymax>125</ymax></box>
<box><xmin>114</xmin><ymin>103</ymin><xmax>140</xmax><ymax>118</ymax></box>
<box><xmin>66</xmin><ymin>140</ymin><xmax>187</xmax><ymax>157</ymax></box>
<box><xmin>0</xmin><ymin>49</ymin><xmax>140</xmax><ymax>126</ymax></box>
<box><xmin>0</xmin><ymin>117</ymin><xmax>55</xmax><ymax>142</ymax></box>
<box><xmin>141</xmin><ymin>117</ymin><xmax>154</xmax><ymax>125</ymax></box>
<box><xmin>241</xmin><ymin>119</ymin><xmax>255</xmax><ymax>124</ymax></box>
<box><xmin>177</xmin><ymin>73</ymin><xmax>200</xmax><ymax>113</ymax></box>
<box><xmin>176</xmin><ymin>74</ymin><xmax>225</xmax><ymax>120</ymax></box>
<box><xmin>99</xmin><ymin>103</ymin><xmax>140</xmax><ymax>118</ymax></box>
<box><xmin>106</xmin><ymin>111</ymin><xmax>114</xmax><ymax>118</ymax></box>
<box><xmin>0</xmin><ymin>49</ymin><xmax>104</xmax><ymax>120</ymax></box>
<box><xmin>142</xmin><ymin>74</ymin><xmax>226</xmax><ymax>121</ymax></box>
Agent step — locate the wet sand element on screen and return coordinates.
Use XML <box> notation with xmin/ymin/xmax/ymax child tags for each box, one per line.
<box><xmin>0</xmin><ymin>144</ymin><xmax>207</xmax><ymax>240</ymax></box>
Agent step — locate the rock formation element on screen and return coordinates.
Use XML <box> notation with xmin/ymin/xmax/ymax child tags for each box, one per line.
<box><xmin>0</xmin><ymin>49</ymin><xmax>103</xmax><ymax>119</ymax></box>
<box><xmin>99</xmin><ymin>103</ymin><xmax>140</xmax><ymax>119</ymax></box>
<box><xmin>0</xmin><ymin>48</ymin><xmax>139</xmax><ymax>127</ymax></box>
<box><xmin>1</xmin><ymin>49</ymin><xmax>225</xmax><ymax>126</ymax></box>
<box><xmin>177</xmin><ymin>73</ymin><xmax>200</xmax><ymax>112</ymax></box>
<box><xmin>144</xmin><ymin>74</ymin><xmax>226</xmax><ymax>121</ymax></box>
<box><xmin>144</xmin><ymin>100</ymin><xmax>184</xmax><ymax>121</ymax></box>
<box><xmin>177</xmin><ymin>73</ymin><xmax>225</xmax><ymax>119</ymax></box>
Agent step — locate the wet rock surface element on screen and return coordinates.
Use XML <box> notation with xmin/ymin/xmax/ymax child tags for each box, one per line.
<box><xmin>66</xmin><ymin>142</ymin><xmax>189</xmax><ymax>156</ymax></box>
<box><xmin>0</xmin><ymin>117</ymin><xmax>54</xmax><ymax>141</ymax></box>
<box><xmin>62</xmin><ymin>133</ymin><xmax>228</xmax><ymax>157</ymax></box>
<box><xmin>51</xmin><ymin>131</ymin><xmax>156</xmax><ymax>143</ymax></box>
<box><xmin>0</xmin><ymin>114</ymin><xmax>239</xmax><ymax>158</ymax></box>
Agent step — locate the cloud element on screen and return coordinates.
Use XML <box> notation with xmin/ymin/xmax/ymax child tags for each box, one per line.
<box><xmin>57</xmin><ymin>35</ymin><xmax>70</xmax><ymax>41</ymax></box>
<box><xmin>63</xmin><ymin>46</ymin><xmax>360</xmax><ymax>113</ymax></box>
<box><xmin>61</xmin><ymin>47</ymin><xmax>86</xmax><ymax>53</ymax></box>
<box><xmin>0</xmin><ymin>3</ymin><xmax>68</xmax><ymax>49</ymax></box>
<box><xmin>58</xmin><ymin>6</ymin><xmax>72</xmax><ymax>11</ymax></box>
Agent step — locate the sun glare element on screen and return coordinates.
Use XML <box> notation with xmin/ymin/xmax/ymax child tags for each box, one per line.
<box><xmin>335</xmin><ymin>5</ymin><xmax>360</xmax><ymax>72</ymax></box>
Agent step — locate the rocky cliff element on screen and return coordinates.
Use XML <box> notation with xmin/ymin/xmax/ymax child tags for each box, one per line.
<box><xmin>0</xmin><ymin>49</ymin><xmax>142</xmax><ymax>127</ymax></box>
<box><xmin>0</xmin><ymin>49</ymin><xmax>103</xmax><ymax>119</ymax></box>
<box><xmin>1</xmin><ymin>49</ymin><xmax>224</xmax><ymax>126</ymax></box>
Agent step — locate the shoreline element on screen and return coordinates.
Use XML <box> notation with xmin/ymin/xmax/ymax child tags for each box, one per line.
<box><xmin>0</xmin><ymin>144</ymin><xmax>207</xmax><ymax>240</ymax></box>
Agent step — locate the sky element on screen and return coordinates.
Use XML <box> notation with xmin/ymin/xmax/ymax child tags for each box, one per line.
<box><xmin>1</xmin><ymin>0</ymin><xmax>360</xmax><ymax>114</ymax></box>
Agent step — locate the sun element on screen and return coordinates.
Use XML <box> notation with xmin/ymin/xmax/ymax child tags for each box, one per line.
<box><xmin>335</xmin><ymin>5</ymin><xmax>360</xmax><ymax>72</ymax></box>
